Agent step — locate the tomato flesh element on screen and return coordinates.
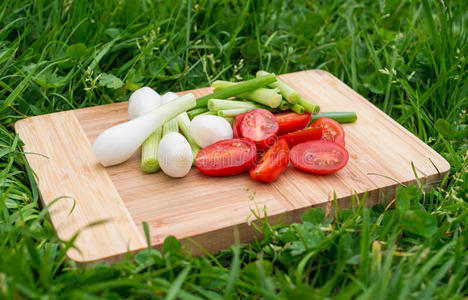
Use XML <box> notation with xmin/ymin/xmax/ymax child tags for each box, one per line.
<box><xmin>232</xmin><ymin>113</ymin><xmax>245</xmax><ymax>138</ymax></box>
<box><xmin>195</xmin><ymin>139</ymin><xmax>257</xmax><ymax>176</ymax></box>
<box><xmin>280</xmin><ymin>126</ymin><xmax>322</xmax><ymax>148</ymax></box>
<box><xmin>240</xmin><ymin>109</ymin><xmax>279</xmax><ymax>149</ymax></box>
<box><xmin>290</xmin><ymin>140</ymin><xmax>349</xmax><ymax>175</ymax></box>
<box><xmin>250</xmin><ymin>139</ymin><xmax>290</xmax><ymax>183</ymax></box>
<box><xmin>275</xmin><ymin>111</ymin><xmax>311</xmax><ymax>135</ymax></box>
<box><xmin>311</xmin><ymin>117</ymin><xmax>345</xmax><ymax>147</ymax></box>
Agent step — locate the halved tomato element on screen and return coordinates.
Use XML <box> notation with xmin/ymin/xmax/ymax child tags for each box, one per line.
<box><xmin>280</xmin><ymin>126</ymin><xmax>322</xmax><ymax>148</ymax></box>
<box><xmin>311</xmin><ymin>117</ymin><xmax>345</xmax><ymax>147</ymax></box>
<box><xmin>250</xmin><ymin>139</ymin><xmax>290</xmax><ymax>183</ymax></box>
<box><xmin>275</xmin><ymin>111</ymin><xmax>311</xmax><ymax>135</ymax></box>
<box><xmin>290</xmin><ymin>140</ymin><xmax>349</xmax><ymax>175</ymax></box>
<box><xmin>195</xmin><ymin>139</ymin><xmax>256</xmax><ymax>176</ymax></box>
<box><xmin>240</xmin><ymin>109</ymin><xmax>279</xmax><ymax>149</ymax></box>
<box><xmin>232</xmin><ymin>113</ymin><xmax>245</xmax><ymax>138</ymax></box>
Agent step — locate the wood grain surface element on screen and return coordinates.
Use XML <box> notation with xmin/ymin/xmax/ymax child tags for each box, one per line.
<box><xmin>15</xmin><ymin>70</ymin><xmax>450</xmax><ymax>264</ymax></box>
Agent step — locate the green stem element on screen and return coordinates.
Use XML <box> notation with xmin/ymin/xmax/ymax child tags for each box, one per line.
<box><xmin>208</xmin><ymin>99</ymin><xmax>265</xmax><ymax>111</ymax></box>
<box><xmin>211</xmin><ymin>80</ymin><xmax>282</xmax><ymax>108</ymax></box>
<box><xmin>217</xmin><ymin>109</ymin><xmax>248</xmax><ymax>117</ymax></box>
<box><xmin>311</xmin><ymin>112</ymin><xmax>357</xmax><ymax>123</ymax></box>
<box><xmin>175</xmin><ymin>112</ymin><xmax>200</xmax><ymax>162</ymax></box>
<box><xmin>163</xmin><ymin>119</ymin><xmax>178</xmax><ymax>136</ymax></box>
<box><xmin>279</xmin><ymin>100</ymin><xmax>291</xmax><ymax>111</ymax></box>
<box><xmin>187</xmin><ymin>108</ymin><xmax>208</xmax><ymax>119</ymax></box>
<box><xmin>291</xmin><ymin>104</ymin><xmax>305</xmax><ymax>114</ymax></box>
<box><xmin>196</xmin><ymin>74</ymin><xmax>277</xmax><ymax>108</ymax></box>
<box><xmin>141</xmin><ymin>128</ymin><xmax>162</xmax><ymax>173</ymax></box>
<box><xmin>298</xmin><ymin>97</ymin><xmax>321</xmax><ymax>114</ymax></box>
<box><xmin>256</xmin><ymin>70</ymin><xmax>300</xmax><ymax>104</ymax></box>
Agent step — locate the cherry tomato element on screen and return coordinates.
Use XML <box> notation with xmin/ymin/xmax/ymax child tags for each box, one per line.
<box><xmin>240</xmin><ymin>109</ymin><xmax>279</xmax><ymax>149</ymax></box>
<box><xmin>275</xmin><ymin>111</ymin><xmax>311</xmax><ymax>135</ymax></box>
<box><xmin>250</xmin><ymin>139</ymin><xmax>290</xmax><ymax>183</ymax></box>
<box><xmin>311</xmin><ymin>117</ymin><xmax>345</xmax><ymax>147</ymax></box>
<box><xmin>232</xmin><ymin>113</ymin><xmax>245</xmax><ymax>138</ymax></box>
<box><xmin>290</xmin><ymin>140</ymin><xmax>349</xmax><ymax>175</ymax></box>
<box><xmin>280</xmin><ymin>126</ymin><xmax>322</xmax><ymax>148</ymax></box>
<box><xmin>195</xmin><ymin>139</ymin><xmax>256</xmax><ymax>176</ymax></box>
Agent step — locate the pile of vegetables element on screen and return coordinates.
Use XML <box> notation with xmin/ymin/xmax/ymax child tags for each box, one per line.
<box><xmin>92</xmin><ymin>71</ymin><xmax>357</xmax><ymax>182</ymax></box>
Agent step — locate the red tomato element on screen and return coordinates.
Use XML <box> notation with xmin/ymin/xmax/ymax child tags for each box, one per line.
<box><xmin>290</xmin><ymin>140</ymin><xmax>349</xmax><ymax>175</ymax></box>
<box><xmin>311</xmin><ymin>117</ymin><xmax>345</xmax><ymax>147</ymax></box>
<box><xmin>250</xmin><ymin>139</ymin><xmax>290</xmax><ymax>183</ymax></box>
<box><xmin>195</xmin><ymin>139</ymin><xmax>256</xmax><ymax>176</ymax></box>
<box><xmin>240</xmin><ymin>109</ymin><xmax>279</xmax><ymax>149</ymax></box>
<box><xmin>280</xmin><ymin>126</ymin><xmax>322</xmax><ymax>148</ymax></box>
<box><xmin>232</xmin><ymin>113</ymin><xmax>245</xmax><ymax>138</ymax></box>
<box><xmin>275</xmin><ymin>111</ymin><xmax>311</xmax><ymax>135</ymax></box>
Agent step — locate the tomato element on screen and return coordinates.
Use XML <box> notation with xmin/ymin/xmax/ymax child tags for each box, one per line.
<box><xmin>275</xmin><ymin>111</ymin><xmax>311</xmax><ymax>135</ymax></box>
<box><xmin>290</xmin><ymin>140</ymin><xmax>349</xmax><ymax>175</ymax></box>
<box><xmin>280</xmin><ymin>126</ymin><xmax>322</xmax><ymax>148</ymax></box>
<box><xmin>195</xmin><ymin>139</ymin><xmax>256</xmax><ymax>176</ymax></box>
<box><xmin>311</xmin><ymin>117</ymin><xmax>345</xmax><ymax>147</ymax></box>
<box><xmin>240</xmin><ymin>109</ymin><xmax>279</xmax><ymax>149</ymax></box>
<box><xmin>232</xmin><ymin>113</ymin><xmax>245</xmax><ymax>138</ymax></box>
<box><xmin>250</xmin><ymin>139</ymin><xmax>290</xmax><ymax>183</ymax></box>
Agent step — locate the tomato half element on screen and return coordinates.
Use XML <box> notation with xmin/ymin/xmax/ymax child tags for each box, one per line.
<box><xmin>240</xmin><ymin>109</ymin><xmax>279</xmax><ymax>149</ymax></box>
<box><xmin>275</xmin><ymin>111</ymin><xmax>311</xmax><ymax>135</ymax></box>
<box><xmin>195</xmin><ymin>139</ymin><xmax>256</xmax><ymax>176</ymax></box>
<box><xmin>280</xmin><ymin>126</ymin><xmax>322</xmax><ymax>148</ymax></box>
<box><xmin>311</xmin><ymin>117</ymin><xmax>345</xmax><ymax>147</ymax></box>
<box><xmin>232</xmin><ymin>113</ymin><xmax>245</xmax><ymax>138</ymax></box>
<box><xmin>290</xmin><ymin>140</ymin><xmax>349</xmax><ymax>175</ymax></box>
<box><xmin>250</xmin><ymin>139</ymin><xmax>290</xmax><ymax>183</ymax></box>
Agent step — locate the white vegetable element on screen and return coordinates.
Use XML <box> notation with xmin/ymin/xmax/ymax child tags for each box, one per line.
<box><xmin>92</xmin><ymin>93</ymin><xmax>196</xmax><ymax>167</ymax></box>
<box><xmin>158</xmin><ymin>132</ymin><xmax>193</xmax><ymax>178</ymax></box>
<box><xmin>128</xmin><ymin>87</ymin><xmax>162</xmax><ymax>119</ymax></box>
<box><xmin>161</xmin><ymin>92</ymin><xmax>179</xmax><ymax>104</ymax></box>
<box><xmin>189</xmin><ymin>115</ymin><xmax>233</xmax><ymax>148</ymax></box>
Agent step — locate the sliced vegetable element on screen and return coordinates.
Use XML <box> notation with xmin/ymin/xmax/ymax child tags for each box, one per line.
<box><xmin>275</xmin><ymin>111</ymin><xmax>312</xmax><ymax>135</ymax></box>
<box><xmin>127</xmin><ymin>87</ymin><xmax>162</xmax><ymax>120</ymax></box>
<box><xmin>175</xmin><ymin>112</ymin><xmax>201</xmax><ymax>161</ymax></box>
<box><xmin>290</xmin><ymin>140</ymin><xmax>349</xmax><ymax>175</ymax></box>
<box><xmin>311</xmin><ymin>117</ymin><xmax>345</xmax><ymax>147</ymax></box>
<box><xmin>190</xmin><ymin>115</ymin><xmax>233</xmax><ymax>148</ymax></box>
<box><xmin>211</xmin><ymin>81</ymin><xmax>282</xmax><ymax>108</ymax></box>
<box><xmin>187</xmin><ymin>108</ymin><xmax>208</xmax><ymax>119</ymax></box>
<box><xmin>249</xmin><ymin>139</ymin><xmax>289</xmax><ymax>183</ymax></box>
<box><xmin>256</xmin><ymin>70</ymin><xmax>300</xmax><ymax>104</ymax></box>
<box><xmin>280</xmin><ymin>127</ymin><xmax>322</xmax><ymax>148</ymax></box>
<box><xmin>217</xmin><ymin>109</ymin><xmax>248</xmax><ymax>117</ymax></box>
<box><xmin>163</xmin><ymin>119</ymin><xmax>178</xmax><ymax>135</ymax></box>
<box><xmin>297</xmin><ymin>97</ymin><xmax>321</xmax><ymax>114</ymax></box>
<box><xmin>141</xmin><ymin>128</ymin><xmax>162</xmax><ymax>173</ymax></box>
<box><xmin>232</xmin><ymin>113</ymin><xmax>245</xmax><ymax>138</ymax></box>
<box><xmin>92</xmin><ymin>93</ymin><xmax>196</xmax><ymax>167</ymax></box>
<box><xmin>196</xmin><ymin>74</ymin><xmax>277</xmax><ymax>108</ymax></box>
<box><xmin>291</xmin><ymin>103</ymin><xmax>305</xmax><ymax>114</ymax></box>
<box><xmin>158</xmin><ymin>132</ymin><xmax>193</xmax><ymax>178</ymax></box>
<box><xmin>240</xmin><ymin>109</ymin><xmax>279</xmax><ymax>149</ymax></box>
<box><xmin>207</xmin><ymin>99</ymin><xmax>264</xmax><ymax>111</ymax></box>
<box><xmin>161</xmin><ymin>91</ymin><xmax>179</xmax><ymax>104</ymax></box>
<box><xmin>195</xmin><ymin>139</ymin><xmax>257</xmax><ymax>176</ymax></box>
<box><xmin>279</xmin><ymin>100</ymin><xmax>291</xmax><ymax>111</ymax></box>
<box><xmin>310</xmin><ymin>112</ymin><xmax>357</xmax><ymax>123</ymax></box>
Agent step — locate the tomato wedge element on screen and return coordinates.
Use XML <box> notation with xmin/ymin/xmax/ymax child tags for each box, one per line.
<box><xmin>290</xmin><ymin>140</ymin><xmax>349</xmax><ymax>175</ymax></box>
<box><xmin>280</xmin><ymin>126</ymin><xmax>322</xmax><ymax>148</ymax></box>
<box><xmin>240</xmin><ymin>109</ymin><xmax>279</xmax><ymax>149</ymax></box>
<box><xmin>232</xmin><ymin>113</ymin><xmax>245</xmax><ymax>138</ymax></box>
<box><xmin>195</xmin><ymin>139</ymin><xmax>256</xmax><ymax>176</ymax></box>
<box><xmin>275</xmin><ymin>111</ymin><xmax>311</xmax><ymax>135</ymax></box>
<box><xmin>311</xmin><ymin>117</ymin><xmax>345</xmax><ymax>147</ymax></box>
<box><xmin>250</xmin><ymin>139</ymin><xmax>290</xmax><ymax>183</ymax></box>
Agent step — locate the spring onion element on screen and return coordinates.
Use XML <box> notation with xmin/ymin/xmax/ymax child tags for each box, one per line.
<box><xmin>217</xmin><ymin>109</ymin><xmax>248</xmax><ymax>117</ymax></box>
<box><xmin>92</xmin><ymin>93</ymin><xmax>196</xmax><ymax>167</ymax></box>
<box><xmin>158</xmin><ymin>132</ymin><xmax>193</xmax><ymax>178</ymax></box>
<box><xmin>127</xmin><ymin>87</ymin><xmax>162</xmax><ymax>120</ymax></box>
<box><xmin>291</xmin><ymin>103</ymin><xmax>305</xmax><ymax>114</ymax></box>
<box><xmin>175</xmin><ymin>112</ymin><xmax>201</xmax><ymax>162</ymax></box>
<box><xmin>141</xmin><ymin>128</ymin><xmax>162</xmax><ymax>173</ymax></box>
<box><xmin>279</xmin><ymin>100</ymin><xmax>291</xmax><ymax>111</ymax></box>
<box><xmin>196</xmin><ymin>74</ymin><xmax>277</xmax><ymax>108</ymax></box>
<box><xmin>207</xmin><ymin>99</ymin><xmax>265</xmax><ymax>111</ymax></box>
<box><xmin>311</xmin><ymin>112</ymin><xmax>357</xmax><ymax>123</ymax></box>
<box><xmin>298</xmin><ymin>97</ymin><xmax>320</xmax><ymax>114</ymax></box>
<box><xmin>187</xmin><ymin>108</ymin><xmax>209</xmax><ymax>119</ymax></box>
<box><xmin>256</xmin><ymin>70</ymin><xmax>300</xmax><ymax>104</ymax></box>
<box><xmin>190</xmin><ymin>115</ymin><xmax>233</xmax><ymax>148</ymax></box>
<box><xmin>211</xmin><ymin>80</ymin><xmax>282</xmax><ymax>108</ymax></box>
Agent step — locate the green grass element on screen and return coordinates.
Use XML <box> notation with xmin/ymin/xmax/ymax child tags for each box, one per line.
<box><xmin>1</xmin><ymin>0</ymin><xmax>467</xmax><ymax>298</ymax></box>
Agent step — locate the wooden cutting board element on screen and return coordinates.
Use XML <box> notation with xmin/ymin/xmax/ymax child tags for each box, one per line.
<box><xmin>15</xmin><ymin>70</ymin><xmax>449</xmax><ymax>264</ymax></box>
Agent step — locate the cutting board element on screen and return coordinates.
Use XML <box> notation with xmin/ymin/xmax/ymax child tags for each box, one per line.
<box><xmin>15</xmin><ymin>70</ymin><xmax>450</xmax><ymax>264</ymax></box>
